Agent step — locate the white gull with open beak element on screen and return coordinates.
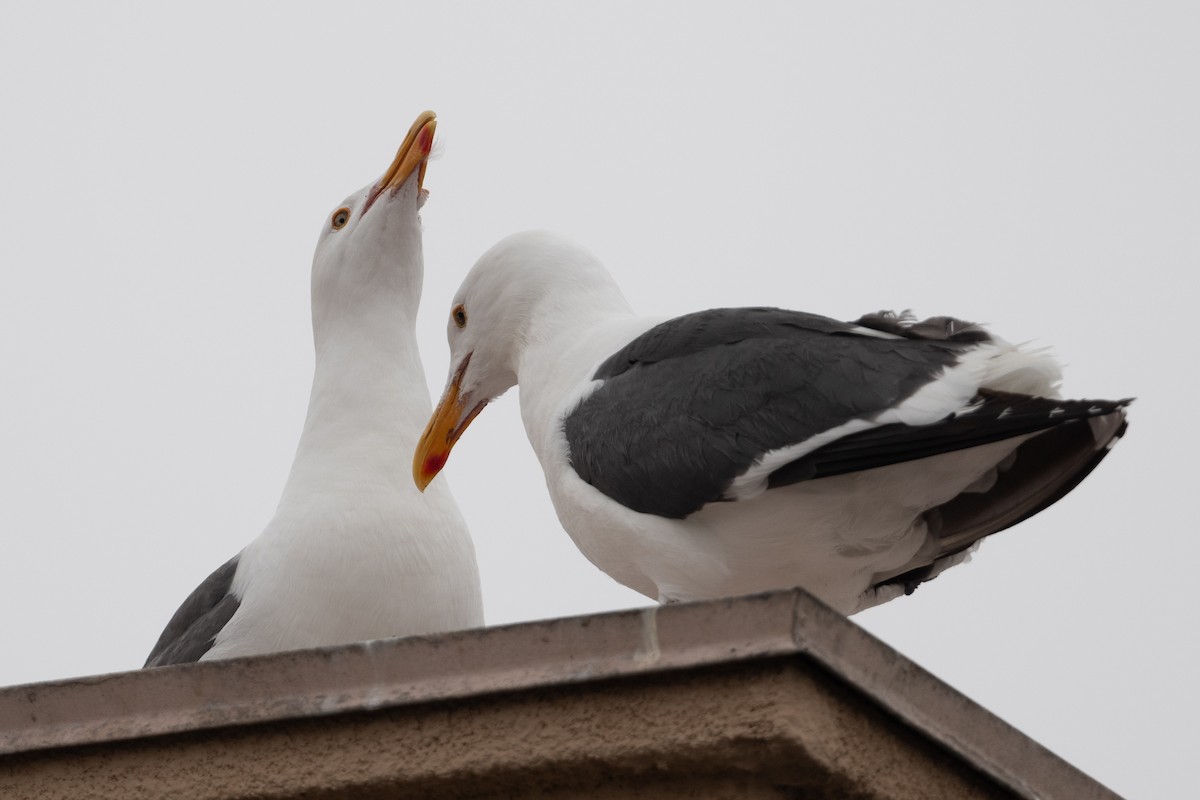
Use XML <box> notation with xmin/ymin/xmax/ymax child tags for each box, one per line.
<box><xmin>146</xmin><ymin>112</ymin><xmax>483</xmax><ymax>666</ymax></box>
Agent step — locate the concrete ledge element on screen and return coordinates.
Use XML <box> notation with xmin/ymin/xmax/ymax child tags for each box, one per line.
<box><xmin>0</xmin><ymin>590</ymin><xmax>1121</xmax><ymax>799</ymax></box>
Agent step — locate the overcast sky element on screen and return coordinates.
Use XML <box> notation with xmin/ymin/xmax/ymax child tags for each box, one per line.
<box><xmin>1</xmin><ymin>3</ymin><xmax>1196</xmax><ymax>797</ymax></box>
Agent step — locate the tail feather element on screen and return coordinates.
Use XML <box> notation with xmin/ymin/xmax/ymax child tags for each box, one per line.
<box><xmin>869</xmin><ymin>403</ymin><xmax>1129</xmax><ymax>599</ymax></box>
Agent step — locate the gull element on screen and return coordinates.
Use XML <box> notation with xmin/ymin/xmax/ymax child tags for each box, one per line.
<box><xmin>145</xmin><ymin>112</ymin><xmax>482</xmax><ymax>666</ymax></box>
<box><xmin>414</xmin><ymin>231</ymin><xmax>1127</xmax><ymax>614</ymax></box>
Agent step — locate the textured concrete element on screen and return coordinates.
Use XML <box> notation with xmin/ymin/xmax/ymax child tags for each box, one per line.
<box><xmin>0</xmin><ymin>590</ymin><xmax>1122</xmax><ymax>799</ymax></box>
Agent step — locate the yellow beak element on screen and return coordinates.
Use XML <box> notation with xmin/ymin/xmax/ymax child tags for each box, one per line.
<box><xmin>367</xmin><ymin>107</ymin><xmax>439</xmax><ymax>212</ymax></box>
<box><xmin>362</xmin><ymin>110</ymin><xmax>436</xmax><ymax>218</ymax></box>
<box><xmin>383</xmin><ymin>110</ymin><xmax>437</xmax><ymax>193</ymax></box>
<box><xmin>414</xmin><ymin>356</ymin><xmax>485</xmax><ymax>491</ymax></box>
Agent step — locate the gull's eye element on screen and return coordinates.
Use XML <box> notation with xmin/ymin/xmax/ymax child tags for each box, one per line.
<box><xmin>451</xmin><ymin>304</ymin><xmax>467</xmax><ymax>328</ymax></box>
<box><xmin>331</xmin><ymin>208</ymin><xmax>351</xmax><ymax>230</ymax></box>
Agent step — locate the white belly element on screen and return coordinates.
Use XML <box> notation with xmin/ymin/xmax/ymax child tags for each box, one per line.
<box><xmin>547</xmin><ymin>438</ymin><xmax>1023</xmax><ymax>615</ymax></box>
<box><xmin>204</xmin><ymin>495</ymin><xmax>483</xmax><ymax>660</ymax></box>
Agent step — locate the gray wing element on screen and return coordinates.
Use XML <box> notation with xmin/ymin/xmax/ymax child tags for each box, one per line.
<box><xmin>767</xmin><ymin>390</ymin><xmax>1131</xmax><ymax>487</ymax></box>
<box><xmin>144</xmin><ymin>556</ymin><xmax>241</xmax><ymax>668</ymax></box>
<box><xmin>564</xmin><ymin>307</ymin><xmax>984</xmax><ymax>519</ymax></box>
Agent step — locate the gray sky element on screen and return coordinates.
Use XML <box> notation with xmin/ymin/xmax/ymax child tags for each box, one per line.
<box><xmin>1</xmin><ymin>3</ymin><xmax>1196</xmax><ymax>796</ymax></box>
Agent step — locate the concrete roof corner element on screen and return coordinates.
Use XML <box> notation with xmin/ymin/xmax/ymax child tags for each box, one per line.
<box><xmin>0</xmin><ymin>589</ymin><xmax>1122</xmax><ymax>800</ymax></box>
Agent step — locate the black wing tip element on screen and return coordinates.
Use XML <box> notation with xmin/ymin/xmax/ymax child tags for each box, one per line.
<box><xmin>770</xmin><ymin>391</ymin><xmax>1132</xmax><ymax>489</ymax></box>
<box><xmin>869</xmin><ymin>400</ymin><xmax>1130</xmax><ymax>600</ymax></box>
<box><xmin>854</xmin><ymin>309</ymin><xmax>993</xmax><ymax>344</ymax></box>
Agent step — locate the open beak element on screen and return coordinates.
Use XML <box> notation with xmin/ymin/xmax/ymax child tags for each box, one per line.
<box><xmin>414</xmin><ymin>355</ymin><xmax>487</xmax><ymax>491</ymax></box>
<box><xmin>364</xmin><ymin>110</ymin><xmax>437</xmax><ymax>214</ymax></box>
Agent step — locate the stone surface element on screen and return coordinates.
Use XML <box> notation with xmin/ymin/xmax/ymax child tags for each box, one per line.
<box><xmin>0</xmin><ymin>590</ymin><xmax>1121</xmax><ymax>799</ymax></box>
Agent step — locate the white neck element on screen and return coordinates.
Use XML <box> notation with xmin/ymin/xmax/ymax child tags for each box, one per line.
<box><xmin>277</xmin><ymin>296</ymin><xmax>432</xmax><ymax>511</ymax></box>
<box><xmin>516</xmin><ymin>286</ymin><xmax>650</xmax><ymax>461</ymax></box>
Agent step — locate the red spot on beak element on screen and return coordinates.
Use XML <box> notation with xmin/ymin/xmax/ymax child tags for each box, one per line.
<box><xmin>423</xmin><ymin>453</ymin><xmax>448</xmax><ymax>476</ymax></box>
<box><xmin>417</xmin><ymin>126</ymin><xmax>434</xmax><ymax>155</ymax></box>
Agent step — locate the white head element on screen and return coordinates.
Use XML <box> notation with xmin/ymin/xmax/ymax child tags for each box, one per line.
<box><xmin>413</xmin><ymin>230</ymin><xmax>626</xmax><ymax>489</ymax></box>
<box><xmin>309</xmin><ymin>110</ymin><xmax>437</xmax><ymax>351</ymax></box>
